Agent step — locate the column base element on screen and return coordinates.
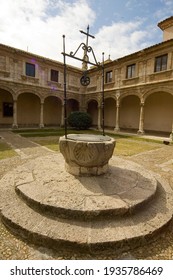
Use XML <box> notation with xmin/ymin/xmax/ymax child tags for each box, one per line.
<box><xmin>114</xmin><ymin>127</ymin><xmax>120</xmax><ymax>132</ymax></box>
<box><xmin>137</xmin><ymin>130</ymin><xmax>145</xmax><ymax>135</ymax></box>
<box><xmin>39</xmin><ymin>124</ymin><xmax>44</xmax><ymax>128</ymax></box>
<box><xmin>169</xmin><ymin>132</ymin><xmax>173</xmax><ymax>141</ymax></box>
<box><xmin>12</xmin><ymin>124</ymin><xmax>18</xmax><ymax>129</ymax></box>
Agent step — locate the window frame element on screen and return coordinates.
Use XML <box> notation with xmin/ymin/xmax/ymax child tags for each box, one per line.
<box><xmin>126</xmin><ymin>64</ymin><xmax>136</xmax><ymax>79</ymax></box>
<box><xmin>25</xmin><ymin>62</ymin><xmax>35</xmax><ymax>77</ymax></box>
<box><xmin>50</xmin><ymin>69</ymin><xmax>59</xmax><ymax>82</ymax></box>
<box><xmin>154</xmin><ymin>54</ymin><xmax>168</xmax><ymax>72</ymax></box>
<box><xmin>105</xmin><ymin>70</ymin><xmax>113</xmax><ymax>83</ymax></box>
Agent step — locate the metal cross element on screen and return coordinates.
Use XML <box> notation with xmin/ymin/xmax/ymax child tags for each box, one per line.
<box><xmin>80</xmin><ymin>26</ymin><xmax>95</xmax><ymax>70</ymax></box>
<box><xmin>80</xmin><ymin>25</ymin><xmax>95</xmax><ymax>48</ymax></box>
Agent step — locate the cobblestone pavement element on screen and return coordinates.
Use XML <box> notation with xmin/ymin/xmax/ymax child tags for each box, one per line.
<box><xmin>0</xmin><ymin>131</ymin><xmax>173</xmax><ymax>260</ymax></box>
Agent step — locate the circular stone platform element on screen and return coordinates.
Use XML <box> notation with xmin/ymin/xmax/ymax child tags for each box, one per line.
<box><xmin>1</xmin><ymin>153</ymin><xmax>173</xmax><ymax>253</ymax></box>
<box><xmin>15</xmin><ymin>155</ymin><xmax>157</xmax><ymax>220</ymax></box>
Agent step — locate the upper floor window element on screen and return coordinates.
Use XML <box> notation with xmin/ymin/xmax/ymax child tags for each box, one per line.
<box><xmin>51</xmin><ymin>69</ymin><xmax>59</xmax><ymax>82</ymax></box>
<box><xmin>26</xmin><ymin>62</ymin><xmax>35</xmax><ymax>77</ymax></box>
<box><xmin>106</xmin><ymin>70</ymin><xmax>112</xmax><ymax>83</ymax></box>
<box><xmin>126</xmin><ymin>64</ymin><xmax>135</xmax><ymax>79</ymax></box>
<box><xmin>154</xmin><ymin>54</ymin><xmax>168</xmax><ymax>72</ymax></box>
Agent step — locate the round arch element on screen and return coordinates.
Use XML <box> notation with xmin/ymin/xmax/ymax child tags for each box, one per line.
<box><xmin>143</xmin><ymin>87</ymin><xmax>173</xmax><ymax>101</ymax></box>
<box><xmin>120</xmin><ymin>91</ymin><xmax>140</xmax><ymax>102</ymax></box>
<box><xmin>119</xmin><ymin>95</ymin><xmax>140</xmax><ymax>132</ymax></box>
<box><xmin>104</xmin><ymin>97</ymin><xmax>116</xmax><ymax>128</ymax></box>
<box><xmin>0</xmin><ymin>88</ymin><xmax>14</xmax><ymax>126</ymax></box>
<box><xmin>87</xmin><ymin>99</ymin><xmax>98</xmax><ymax>127</ymax></box>
<box><xmin>16</xmin><ymin>89</ymin><xmax>41</xmax><ymax>100</ymax></box>
<box><xmin>44</xmin><ymin>96</ymin><xmax>62</xmax><ymax>126</ymax></box>
<box><xmin>144</xmin><ymin>91</ymin><xmax>173</xmax><ymax>133</ymax></box>
<box><xmin>0</xmin><ymin>85</ymin><xmax>15</xmax><ymax>97</ymax></box>
<box><xmin>17</xmin><ymin>92</ymin><xmax>41</xmax><ymax>126</ymax></box>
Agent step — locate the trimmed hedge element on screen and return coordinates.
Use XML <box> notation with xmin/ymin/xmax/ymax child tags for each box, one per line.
<box><xmin>67</xmin><ymin>111</ymin><xmax>92</xmax><ymax>130</ymax></box>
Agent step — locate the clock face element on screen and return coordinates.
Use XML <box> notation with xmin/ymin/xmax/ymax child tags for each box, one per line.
<box><xmin>80</xmin><ymin>75</ymin><xmax>90</xmax><ymax>86</ymax></box>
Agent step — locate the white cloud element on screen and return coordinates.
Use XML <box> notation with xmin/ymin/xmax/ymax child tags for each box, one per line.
<box><xmin>0</xmin><ymin>0</ymin><xmax>96</xmax><ymax>66</ymax></box>
<box><xmin>0</xmin><ymin>0</ymin><xmax>160</xmax><ymax>67</ymax></box>
<box><xmin>92</xmin><ymin>20</ymin><xmax>149</xmax><ymax>62</ymax></box>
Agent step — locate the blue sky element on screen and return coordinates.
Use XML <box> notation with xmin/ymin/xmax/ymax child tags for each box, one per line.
<box><xmin>0</xmin><ymin>0</ymin><xmax>173</xmax><ymax>67</ymax></box>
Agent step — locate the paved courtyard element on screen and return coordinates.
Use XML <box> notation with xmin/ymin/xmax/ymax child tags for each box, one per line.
<box><xmin>0</xmin><ymin>131</ymin><xmax>173</xmax><ymax>260</ymax></box>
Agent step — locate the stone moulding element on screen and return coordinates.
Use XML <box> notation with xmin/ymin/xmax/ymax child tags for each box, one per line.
<box><xmin>59</xmin><ymin>134</ymin><xmax>116</xmax><ymax>176</ymax></box>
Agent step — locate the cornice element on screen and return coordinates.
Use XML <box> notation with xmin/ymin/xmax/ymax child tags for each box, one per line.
<box><xmin>158</xmin><ymin>16</ymin><xmax>173</xmax><ymax>30</ymax></box>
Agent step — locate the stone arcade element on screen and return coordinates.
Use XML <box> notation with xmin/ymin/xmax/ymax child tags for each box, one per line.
<box><xmin>1</xmin><ymin>17</ymin><xmax>173</xmax><ymax>138</ymax></box>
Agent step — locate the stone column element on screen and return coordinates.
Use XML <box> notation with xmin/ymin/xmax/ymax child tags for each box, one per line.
<box><xmin>97</xmin><ymin>105</ymin><xmax>101</xmax><ymax>130</ymax></box>
<box><xmin>114</xmin><ymin>101</ymin><xmax>120</xmax><ymax>132</ymax></box>
<box><xmin>39</xmin><ymin>101</ymin><xmax>44</xmax><ymax>128</ymax></box>
<box><xmin>137</xmin><ymin>102</ymin><xmax>145</xmax><ymax>134</ymax></box>
<box><xmin>61</xmin><ymin>104</ymin><xmax>64</xmax><ymax>127</ymax></box>
<box><xmin>12</xmin><ymin>100</ymin><xmax>18</xmax><ymax>128</ymax></box>
<box><xmin>170</xmin><ymin>121</ymin><xmax>173</xmax><ymax>140</ymax></box>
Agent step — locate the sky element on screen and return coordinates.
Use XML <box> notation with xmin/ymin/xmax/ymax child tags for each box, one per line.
<box><xmin>1</xmin><ymin>0</ymin><xmax>173</xmax><ymax>67</ymax></box>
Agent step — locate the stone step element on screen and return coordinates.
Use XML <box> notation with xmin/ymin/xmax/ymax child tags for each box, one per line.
<box><xmin>1</xmin><ymin>153</ymin><xmax>173</xmax><ymax>253</ymax></box>
<box><xmin>1</xmin><ymin>180</ymin><xmax>173</xmax><ymax>253</ymax></box>
<box><xmin>14</xmin><ymin>154</ymin><xmax>158</xmax><ymax>220</ymax></box>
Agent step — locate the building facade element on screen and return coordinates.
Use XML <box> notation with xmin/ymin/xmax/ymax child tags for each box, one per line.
<box><xmin>1</xmin><ymin>17</ymin><xmax>173</xmax><ymax>137</ymax></box>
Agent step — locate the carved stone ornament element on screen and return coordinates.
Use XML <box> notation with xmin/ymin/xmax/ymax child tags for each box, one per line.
<box><xmin>59</xmin><ymin>134</ymin><xmax>115</xmax><ymax>176</ymax></box>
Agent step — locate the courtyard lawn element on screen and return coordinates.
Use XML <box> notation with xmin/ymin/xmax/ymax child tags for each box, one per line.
<box><xmin>32</xmin><ymin>137</ymin><xmax>60</xmax><ymax>152</ymax></box>
<box><xmin>115</xmin><ymin>138</ymin><xmax>162</xmax><ymax>156</ymax></box>
<box><xmin>18</xmin><ymin>129</ymin><xmax>163</xmax><ymax>157</ymax></box>
<box><xmin>12</xmin><ymin>128</ymin><xmax>164</xmax><ymax>157</ymax></box>
<box><xmin>35</xmin><ymin>138</ymin><xmax>162</xmax><ymax>157</ymax></box>
<box><xmin>0</xmin><ymin>140</ymin><xmax>17</xmax><ymax>160</ymax></box>
<box><xmin>12</xmin><ymin>128</ymin><xmax>101</xmax><ymax>138</ymax></box>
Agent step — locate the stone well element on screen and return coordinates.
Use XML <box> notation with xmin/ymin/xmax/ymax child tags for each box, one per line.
<box><xmin>59</xmin><ymin>134</ymin><xmax>115</xmax><ymax>176</ymax></box>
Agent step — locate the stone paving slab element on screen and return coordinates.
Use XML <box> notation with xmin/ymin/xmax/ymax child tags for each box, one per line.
<box><xmin>1</xmin><ymin>151</ymin><xmax>173</xmax><ymax>253</ymax></box>
<box><xmin>12</xmin><ymin>154</ymin><xmax>158</xmax><ymax>219</ymax></box>
<box><xmin>1</xmin><ymin>178</ymin><xmax>172</xmax><ymax>253</ymax></box>
<box><xmin>1</xmin><ymin>131</ymin><xmax>173</xmax><ymax>259</ymax></box>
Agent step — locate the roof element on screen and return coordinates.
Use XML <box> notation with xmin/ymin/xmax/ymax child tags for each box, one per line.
<box><xmin>158</xmin><ymin>16</ymin><xmax>173</xmax><ymax>30</ymax></box>
<box><xmin>0</xmin><ymin>43</ymin><xmax>81</xmax><ymax>72</ymax></box>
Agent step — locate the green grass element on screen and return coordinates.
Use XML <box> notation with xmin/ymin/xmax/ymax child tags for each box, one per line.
<box><xmin>115</xmin><ymin>139</ymin><xmax>161</xmax><ymax>156</ymax></box>
<box><xmin>33</xmin><ymin>138</ymin><xmax>60</xmax><ymax>152</ymax></box>
<box><xmin>33</xmin><ymin>138</ymin><xmax>162</xmax><ymax>157</ymax></box>
<box><xmin>11</xmin><ymin>128</ymin><xmax>164</xmax><ymax>157</ymax></box>
<box><xmin>12</xmin><ymin>128</ymin><xmax>164</xmax><ymax>144</ymax></box>
<box><xmin>12</xmin><ymin>128</ymin><xmax>101</xmax><ymax>138</ymax></box>
<box><xmin>27</xmin><ymin>133</ymin><xmax>163</xmax><ymax>157</ymax></box>
<box><xmin>0</xmin><ymin>141</ymin><xmax>17</xmax><ymax>160</ymax></box>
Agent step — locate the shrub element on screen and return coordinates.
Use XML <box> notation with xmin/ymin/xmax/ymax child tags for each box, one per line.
<box><xmin>67</xmin><ymin>111</ymin><xmax>92</xmax><ymax>130</ymax></box>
